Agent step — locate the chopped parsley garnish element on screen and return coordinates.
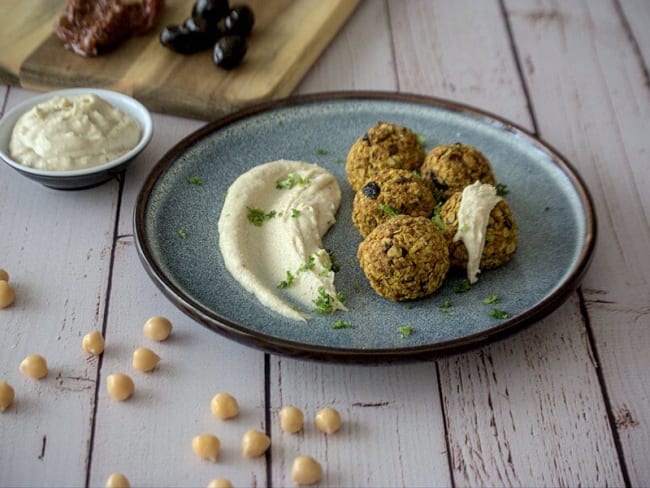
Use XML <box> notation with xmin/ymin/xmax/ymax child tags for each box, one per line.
<box><xmin>186</xmin><ymin>175</ymin><xmax>203</xmax><ymax>185</ymax></box>
<box><xmin>431</xmin><ymin>203</ymin><xmax>445</xmax><ymax>231</ymax></box>
<box><xmin>397</xmin><ymin>325</ymin><xmax>414</xmax><ymax>338</ymax></box>
<box><xmin>439</xmin><ymin>300</ymin><xmax>453</xmax><ymax>315</ymax></box>
<box><xmin>459</xmin><ymin>224</ymin><xmax>469</xmax><ymax>233</ymax></box>
<box><xmin>291</xmin><ymin>208</ymin><xmax>301</xmax><ymax>218</ymax></box>
<box><xmin>496</xmin><ymin>183</ymin><xmax>509</xmax><ymax>196</ymax></box>
<box><xmin>454</xmin><ymin>280</ymin><xmax>472</xmax><ymax>293</ymax></box>
<box><xmin>490</xmin><ymin>308</ymin><xmax>509</xmax><ymax>319</ymax></box>
<box><xmin>312</xmin><ymin>287</ymin><xmax>344</xmax><ymax>314</ymax></box>
<box><xmin>483</xmin><ymin>294</ymin><xmax>499</xmax><ymax>305</ymax></box>
<box><xmin>485</xmin><ymin>234</ymin><xmax>494</xmax><ymax>242</ymax></box>
<box><xmin>417</xmin><ymin>133</ymin><xmax>427</xmax><ymax>147</ymax></box>
<box><xmin>378</xmin><ymin>203</ymin><xmax>399</xmax><ymax>217</ymax></box>
<box><xmin>247</xmin><ymin>207</ymin><xmax>277</xmax><ymax>226</ymax></box>
<box><xmin>277</xmin><ymin>270</ymin><xmax>295</xmax><ymax>289</ymax></box>
<box><xmin>177</xmin><ymin>228</ymin><xmax>187</xmax><ymax>239</ymax></box>
<box><xmin>315</xmin><ymin>148</ymin><xmax>329</xmax><ymax>155</ymax></box>
<box><xmin>325</xmin><ymin>250</ymin><xmax>341</xmax><ymax>273</ymax></box>
<box><xmin>331</xmin><ymin>320</ymin><xmax>354</xmax><ymax>330</ymax></box>
<box><xmin>275</xmin><ymin>173</ymin><xmax>310</xmax><ymax>190</ymax></box>
<box><xmin>297</xmin><ymin>255</ymin><xmax>316</xmax><ymax>273</ymax></box>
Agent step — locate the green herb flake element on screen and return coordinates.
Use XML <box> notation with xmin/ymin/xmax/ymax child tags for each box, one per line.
<box><xmin>439</xmin><ymin>300</ymin><xmax>453</xmax><ymax>315</ymax></box>
<box><xmin>177</xmin><ymin>228</ymin><xmax>187</xmax><ymax>239</ymax></box>
<box><xmin>459</xmin><ymin>224</ymin><xmax>470</xmax><ymax>233</ymax></box>
<box><xmin>276</xmin><ymin>173</ymin><xmax>310</xmax><ymax>190</ymax></box>
<box><xmin>331</xmin><ymin>320</ymin><xmax>354</xmax><ymax>330</ymax></box>
<box><xmin>490</xmin><ymin>308</ymin><xmax>509</xmax><ymax>319</ymax></box>
<box><xmin>454</xmin><ymin>280</ymin><xmax>472</xmax><ymax>293</ymax></box>
<box><xmin>483</xmin><ymin>294</ymin><xmax>499</xmax><ymax>305</ymax></box>
<box><xmin>315</xmin><ymin>148</ymin><xmax>329</xmax><ymax>155</ymax></box>
<box><xmin>496</xmin><ymin>183</ymin><xmax>510</xmax><ymax>196</ymax></box>
<box><xmin>246</xmin><ymin>207</ymin><xmax>277</xmax><ymax>226</ymax></box>
<box><xmin>326</xmin><ymin>250</ymin><xmax>341</xmax><ymax>273</ymax></box>
<box><xmin>297</xmin><ymin>255</ymin><xmax>316</xmax><ymax>274</ymax></box>
<box><xmin>186</xmin><ymin>175</ymin><xmax>203</xmax><ymax>185</ymax></box>
<box><xmin>291</xmin><ymin>208</ymin><xmax>301</xmax><ymax>218</ymax></box>
<box><xmin>397</xmin><ymin>325</ymin><xmax>414</xmax><ymax>338</ymax></box>
<box><xmin>485</xmin><ymin>234</ymin><xmax>494</xmax><ymax>242</ymax></box>
<box><xmin>417</xmin><ymin>133</ymin><xmax>427</xmax><ymax>147</ymax></box>
<box><xmin>312</xmin><ymin>287</ymin><xmax>343</xmax><ymax>314</ymax></box>
<box><xmin>277</xmin><ymin>270</ymin><xmax>295</xmax><ymax>289</ymax></box>
<box><xmin>378</xmin><ymin>203</ymin><xmax>399</xmax><ymax>217</ymax></box>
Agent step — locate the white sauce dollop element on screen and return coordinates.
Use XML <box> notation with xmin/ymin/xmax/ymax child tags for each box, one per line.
<box><xmin>453</xmin><ymin>181</ymin><xmax>502</xmax><ymax>284</ymax></box>
<box><xmin>218</xmin><ymin>160</ymin><xmax>346</xmax><ymax>321</ymax></box>
<box><xmin>9</xmin><ymin>94</ymin><xmax>140</xmax><ymax>171</ymax></box>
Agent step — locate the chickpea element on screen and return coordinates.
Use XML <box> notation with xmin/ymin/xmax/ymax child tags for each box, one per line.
<box><xmin>143</xmin><ymin>316</ymin><xmax>172</xmax><ymax>341</ymax></box>
<box><xmin>82</xmin><ymin>330</ymin><xmax>105</xmax><ymax>356</ymax></box>
<box><xmin>0</xmin><ymin>280</ymin><xmax>15</xmax><ymax>309</ymax></box>
<box><xmin>105</xmin><ymin>473</ymin><xmax>130</xmax><ymax>488</ymax></box>
<box><xmin>19</xmin><ymin>354</ymin><xmax>48</xmax><ymax>379</ymax></box>
<box><xmin>241</xmin><ymin>429</ymin><xmax>271</xmax><ymax>458</ymax></box>
<box><xmin>106</xmin><ymin>373</ymin><xmax>134</xmax><ymax>401</ymax></box>
<box><xmin>0</xmin><ymin>380</ymin><xmax>15</xmax><ymax>412</ymax></box>
<box><xmin>132</xmin><ymin>347</ymin><xmax>160</xmax><ymax>372</ymax></box>
<box><xmin>279</xmin><ymin>405</ymin><xmax>304</xmax><ymax>433</ymax></box>
<box><xmin>192</xmin><ymin>434</ymin><xmax>220</xmax><ymax>462</ymax></box>
<box><xmin>315</xmin><ymin>407</ymin><xmax>341</xmax><ymax>434</ymax></box>
<box><xmin>291</xmin><ymin>455</ymin><xmax>322</xmax><ymax>485</ymax></box>
<box><xmin>0</xmin><ymin>268</ymin><xmax>8</xmax><ymax>281</ymax></box>
<box><xmin>210</xmin><ymin>392</ymin><xmax>239</xmax><ymax>420</ymax></box>
<box><xmin>207</xmin><ymin>479</ymin><xmax>233</xmax><ymax>488</ymax></box>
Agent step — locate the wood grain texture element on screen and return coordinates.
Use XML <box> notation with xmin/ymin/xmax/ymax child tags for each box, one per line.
<box><xmin>5</xmin><ymin>0</ymin><xmax>360</xmax><ymax>119</ymax></box>
<box><xmin>505</xmin><ymin>0</ymin><xmax>650</xmax><ymax>484</ymax></box>
<box><xmin>88</xmin><ymin>237</ymin><xmax>267</xmax><ymax>487</ymax></box>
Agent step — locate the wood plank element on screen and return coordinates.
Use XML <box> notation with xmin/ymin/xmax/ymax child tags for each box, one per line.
<box><xmin>0</xmin><ymin>88</ymin><xmax>118</xmax><ymax>486</ymax></box>
<box><xmin>390</xmin><ymin>0</ymin><xmax>625</xmax><ymax>484</ymax></box>
<box><xmin>505</xmin><ymin>0</ymin><xmax>650</xmax><ymax>484</ymax></box>
<box><xmin>88</xmin><ymin>237</ymin><xmax>267</xmax><ymax>487</ymax></box>
<box><xmin>6</xmin><ymin>0</ymin><xmax>360</xmax><ymax>119</ymax></box>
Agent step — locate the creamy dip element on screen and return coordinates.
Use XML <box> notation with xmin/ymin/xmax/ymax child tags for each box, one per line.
<box><xmin>453</xmin><ymin>181</ymin><xmax>502</xmax><ymax>284</ymax></box>
<box><xmin>9</xmin><ymin>94</ymin><xmax>140</xmax><ymax>171</ymax></box>
<box><xmin>218</xmin><ymin>160</ymin><xmax>346</xmax><ymax>321</ymax></box>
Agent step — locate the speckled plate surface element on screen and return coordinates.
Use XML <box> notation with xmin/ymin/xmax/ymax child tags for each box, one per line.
<box><xmin>134</xmin><ymin>92</ymin><xmax>596</xmax><ymax>362</ymax></box>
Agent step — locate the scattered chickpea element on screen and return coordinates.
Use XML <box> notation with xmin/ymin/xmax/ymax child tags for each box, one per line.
<box><xmin>106</xmin><ymin>373</ymin><xmax>135</xmax><ymax>401</ymax></box>
<box><xmin>291</xmin><ymin>455</ymin><xmax>323</xmax><ymax>486</ymax></box>
<box><xmin>241</xmin><ymin>429</ymin><xmax>271</xmax><ymax>458</ymax></box>
<box><xmin>105</xmin><ymin>473</ymin><xmax>130</xmax><ymax>488</ymax></box>
<box><xmin>0</xmin><ymin>268</ymin><xmax>8</xmax><ymax>281</ymax></box>
<box><xmin>210</xmin><ymin>392</ymin><xmax>239</xmax><ymax>420</ymax></box>
<box><xmin>19</xmin><ymin>354</ymin><xmax>48</xmax><ymax>379</ymax></box>
<box><xmin>143</xmin><ymin>316</ymin><xmax>172</xmax><ymax>341</ymax></box>
<box><xmin>0</xmin><ymin>380</ymin><xmax>15</xmax><ymax>412</ymax></box>
<box><xmin>0</xmin><ymin>280</ymin><xmax>15</xmax><ymax>309</ymax></box>
<box><xmin>82</xmin><ymin>330</ymin><xmax>105</xmax><ymax>356</ymax></box>
<box><xmin>207</xmin><ymin>478</ymin><xmax>233</xmax><ymax>488</ymax></box>
<box><xmin>280</xmin><ymin>405</ymin><xmax>304</xmax><ymax>433</ymax></box>
<box><xmin>315</xmin><ymin>406</ymin><xmax>341</xmax><ymax>434</ymax></box>
<box><xmin>192</xmin><ymin>434</ymin><xmax>220</xmax><ymax>462</ymax></box>
<box><xmin>132</xmin><ymin>347</ymin><xmax>160</xmax><ymax>372</ymax></box>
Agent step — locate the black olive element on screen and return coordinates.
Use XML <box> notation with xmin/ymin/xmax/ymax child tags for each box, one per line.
<box><xmin>184</xmin><ymin>16</ymin><xmax>222</xmax><ymax>39</ymax></box>
<box><xmin>361</xmin><ymin>181</ymin><xmax>380</xmax><ymax>199</ymax></box>
<box><xmin>213</xmin><ymin>35</ymin><xmax>247</xmax><ymax>69</ymax></box>
<box><xmin>193</xmin><ymin>0</ymin><xmax>230</xmax><ymax>25</ymax></box>
<box><xmin>224</xmin><ymin>5</ymin><xmax>255</xmax><ymax>37</ymax></box>
<box><xmin>160</xmin><ymin>24</ymin><xmax>215</xmax><ymax>54</ymax></box>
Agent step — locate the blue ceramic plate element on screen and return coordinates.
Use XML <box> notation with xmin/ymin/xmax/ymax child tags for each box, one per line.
<box><xmin>134</xmin><ymin>92</ymin><xmax>596</xmax><ymax>362</ymax></box>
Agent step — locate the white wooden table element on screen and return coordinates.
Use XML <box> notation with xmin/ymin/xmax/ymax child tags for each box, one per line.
<box><xmin>1</xmin><ymin>1</ymin><xmax>649</xmax><ymax>486</ymax></box>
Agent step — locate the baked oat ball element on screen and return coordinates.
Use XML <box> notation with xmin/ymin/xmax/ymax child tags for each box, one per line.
<box><xmin>352</xmin><ymin>169</ymin><xmax>437</xmax><ymax>237</ymax></box>
<box><xmin>420</xmin><ymin>143</ymin><xmax>496</xmax><ymax>201</ymax></box>
<box><xmin>346</xmin><ymin>121</ymin><xmax>425</xmax><ymax>192</ymax></box>
<box><xmin>438</xmin><ymin>191</ymin><xmax>518</xmax><ymax>269</ymax></box>
<box><xmin>357</xmin><ymin>215</ymin><xmax>450</xmax><ymax>301</ymax></box>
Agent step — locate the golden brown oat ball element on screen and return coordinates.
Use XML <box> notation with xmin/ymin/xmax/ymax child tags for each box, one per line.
<box><xmin>357</xmin><ymin>215</ymin><xmax>450</xmax><ymax>301</ymax></box>
<box><xmin>346</xmin><ymin>121</ymin><xmax>425</xmax><ymax>192</ymax></box>
<box><xmin>438</xmin><ymin>192</ymin><xmax>518</xmax><ymax>269</ymax></box>
<box><xmin>420</xmin><ymin>143</ymin><xmax>496</xmax><ymax>201</ymax></box>
<box><xmin>352</xmin><ymin>169</ymin><xmax>436</xmax><ymax>237</ymax></box>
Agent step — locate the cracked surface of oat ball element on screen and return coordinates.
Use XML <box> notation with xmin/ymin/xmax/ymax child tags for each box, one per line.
<box><xmin>346</xmin><ymin>122</ymin><xmax>425</xmax><ymax>192</ymax></box>
<box><xmin>420</xmin><ymin>143</ymin><xmax>496</xmax><ymax>201</ymax></box>
<box><xmin>352</xmin><ymin>169</ymin><xmax>437</xmax><ymax>237</ymax></box>
<box><xmin>357</xmin><ymin>215</ymin><xmax>450</xmax><ymax>301</ymax></box>
<box><xmin>439</xmin><ymin>191</ymin><xmax>518</xmax><ymax>269</ymax></box>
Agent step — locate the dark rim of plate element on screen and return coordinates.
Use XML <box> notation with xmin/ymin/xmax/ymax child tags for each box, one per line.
<box><xmin>133</xmin><ymin>91</ymin><xmax>597</xmax><ymax>363</ymax></box>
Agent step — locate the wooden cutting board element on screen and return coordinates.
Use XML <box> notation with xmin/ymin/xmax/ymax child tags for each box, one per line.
<box><xmin>0</xmin><ymin>0</ymin><xmax>359</xmax><ymax>120</ymax></box>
